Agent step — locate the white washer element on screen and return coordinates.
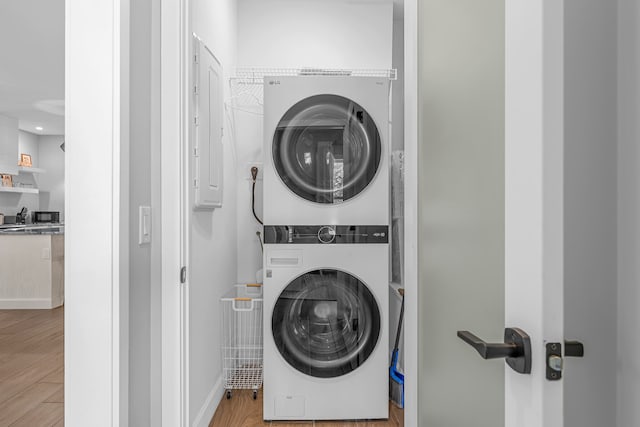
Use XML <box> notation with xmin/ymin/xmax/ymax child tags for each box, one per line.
<box><xmin>263</xmin><ymin>76</ymin><xmax>390</xmax><ymax>225</ymax></box>
<box><xmin>262</xmin><ymin>225</ymin><xmax>389</xmax><ymax>421</ymax></box>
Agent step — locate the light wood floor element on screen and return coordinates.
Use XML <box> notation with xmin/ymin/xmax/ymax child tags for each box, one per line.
<box><xmin>0</xmin><ymin>308</ymin><xmax>64</xmax><ymax>427</ymax></box>
<box><xmin>0</xmin><ymin>308</ymin><xmax>402</xmax><ymax>427</ymax></box>
<box><xmin>209</xmin><ymin>389</ymin><xmax>403</xmax><ymax>427</ymax></box>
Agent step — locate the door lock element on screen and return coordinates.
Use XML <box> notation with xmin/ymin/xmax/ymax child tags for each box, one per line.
<box><xmin>546</xmin><ymin>341</ymin><xmax>584</xmax><ymax>380</ymax></box>
<box><xmin>548</xmin><ymin>354</ymin><xmax>563</xmax><ymax>372</ymax></box>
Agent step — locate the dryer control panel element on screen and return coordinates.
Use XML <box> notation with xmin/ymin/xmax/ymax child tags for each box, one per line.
<box><xmin>263</xmin><ymin>225</ymin><xmax>388</xmax><ymax>244</ymax></box>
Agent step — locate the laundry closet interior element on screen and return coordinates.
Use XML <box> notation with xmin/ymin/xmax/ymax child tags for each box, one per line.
<box><xmin>183</xmin><ymin>0</ymin><xmax>407</xmax><ymax>425</ymax></box>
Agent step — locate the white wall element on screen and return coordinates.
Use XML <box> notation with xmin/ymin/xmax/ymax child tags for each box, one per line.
<box><xmin>18</xmin><ymin>130</ymin><xmax>39</xmax><ymax>166</ymax></box>
<box><xmin>234</xmin><ymin>0</ymin><xmax>394</xmax><ymax>284</ymax></box>
<box><xmin>0</xmin><ymin>131</ymin><xmax>38</xmax><ymax>215</ymax></box>
<box><xmin>189</xmin><ymin>1</ymin><xmax>238</xmax><ymax>425</ymax></box>
<box><xmin>0</xmin><ymin>114</ymin><xmax>18</xmax><ymax>174</ymax></box>
<box><xmin>15</xmin><ymin>131</ymin><xmax>40</xmax><ymax>213</ymax></box>
<box><xmin>392</xmin><ymin>17</ymin><xmax>404</xmax><ymax>153</ymax></box>
<box><xmin>617</xmin><ymin>0</ymin><xmax>640</xmax><ymax>426</ymax></box>
<box><xmin>563</xmin><ymin>1</ymin><xmax>618</xmax><ymax>426</ymax></box>
<box><xmin>234</xmin><ymin>107</ymin><xmax>264</xmax><ymax>285</ymax></box>
<box><xmin>0</xmin><ymin>195</ymin><xmax>37</xmax><ymax>220</ymax></box>
<box><xmin>37</xmin><ymin>135</ymin><xmax>65</xmax><ymax>220</ymax></box>
<box><xmin>390</xmin><ymin>15</ymin><xmax>404</xmax><ymax>285</ymax></box>
<box><xmin>237</xmin><ymin>0</ymin><xmax>393</xmax><ymax>69</ymax></box>
<box><xmin>0</xmin><ymin>131</ymin><xmax>64</xmax><ymax>220</ymax></box>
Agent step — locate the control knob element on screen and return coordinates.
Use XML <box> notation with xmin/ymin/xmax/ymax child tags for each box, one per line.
<box><xmin>317</xmin><ymin>226</ymin><xmax>336</xmax><ymax>244</ymax></box>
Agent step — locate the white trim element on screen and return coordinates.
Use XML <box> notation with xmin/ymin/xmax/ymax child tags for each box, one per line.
<box><xmin>114</xmin><ymin>0</ymin><xmax>131</xmax><ymax>425</ymax></box>
<box><xmin>191</xmin><ymin>376</ymin><xmax>224</xmax><ymax>427</ymax></box>
<box><xmin>160</xmin><ymin>0</ymin><xmax>189</xmax><ymax>425</ymax></box>
<box><xmin>403</xmin><ymin>0</ymin><xmax>418</xmax><ymax>426</ymax></box>
<box><xmin>0</xmin><ymin>299</ymin><xmax>58</xmax><ymax>310</ymax></box>
<box><xmin>149</xmin><ymin>0</ymin><xmax>163</xmax><ymax>424</ymax></box>
<box><xmin>181</xmin><ymin>6</ymin><xmax>193</xmax><ymax>426</ymax></box>
<box><xmin>65</xmin><ymin>0</ymin><xmax>130</xmax><ymax>425</ymax></box>
<box><xmin>504</xmin><ymin>1</ymin><xmax>564</xmax><ymax>426</ymax></box>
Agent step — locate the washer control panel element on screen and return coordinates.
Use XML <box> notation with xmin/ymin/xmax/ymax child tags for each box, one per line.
<box><xmin>263</xmin><ymin>225</ymin><xmax>389</xmax><ymax>244</ymax></box>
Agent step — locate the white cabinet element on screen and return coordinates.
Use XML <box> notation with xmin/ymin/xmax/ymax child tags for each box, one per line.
<box><xmin>0</xmin><ymin>234</ymin><xmax>64</xmax><ymax>309</ymax></box>
<box><xmin>0</xmin><ymin>115</ymin><xmax>19</xmax><ymax>175</ymax></box>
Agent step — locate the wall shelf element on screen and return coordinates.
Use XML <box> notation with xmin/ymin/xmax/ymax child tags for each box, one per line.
<box><xmin>0</xmin><ymin>166</ymin><xmax>46</xmax><ymax>194</ymax></box>
<box><xmin>0</xmin><ymin>186</ymin><xmax>39</xmax><ymax>194</ymax></box>
<box><xmin>18</xmin><ymin>166</ymin><xmax>46</xmax><ymax>174</ymax></box>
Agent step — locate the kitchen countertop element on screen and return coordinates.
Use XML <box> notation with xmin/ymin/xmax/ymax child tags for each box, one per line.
<box><xmin>0</xmin><ymin>224</ymin><xmax>65</xmax><ymax>235</ymax></box>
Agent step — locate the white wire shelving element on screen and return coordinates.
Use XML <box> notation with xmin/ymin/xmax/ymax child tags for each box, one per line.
<box><xmin>228</xmin><ymin>67</ymin><xmax>397</xmax><ymax>109</ymax></box>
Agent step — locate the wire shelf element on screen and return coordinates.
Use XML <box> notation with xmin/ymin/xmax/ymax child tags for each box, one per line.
<box><xmin>228</xmin><ymin>67</ymin><xmax>397</xmax><ymax>108</ymax></box>
<box><xmin>234</xmin><ymin>67</ymin><xmax>396</xmax><ymax>82</ymax></box>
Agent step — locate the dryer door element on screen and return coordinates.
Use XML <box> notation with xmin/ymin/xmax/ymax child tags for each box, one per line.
<box><xmin>272</xmin><ymin>269</ymin><xmax>381</xmax><ymax>378</ymax></box>
<box><xmin>273</xmin><ymin>95</ymin><xmax>382</xmax><ymax>204</ymax></box>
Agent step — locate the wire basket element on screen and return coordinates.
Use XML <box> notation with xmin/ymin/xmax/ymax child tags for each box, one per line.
<box><xmin>220</xmin><ymin>284</ymin><xmax>264</xmax><ymax>400</ymax></box>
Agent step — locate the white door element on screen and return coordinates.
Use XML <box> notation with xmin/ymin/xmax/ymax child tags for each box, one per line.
<box><xmin>504</xmin><ymin>1</ymin><xmax>565</xmax><ymax>425</ymax></box>
<box><xmin>412</xmin><ymin>0</ymin><xmax>615</xmax><ymax>426</ymax></box>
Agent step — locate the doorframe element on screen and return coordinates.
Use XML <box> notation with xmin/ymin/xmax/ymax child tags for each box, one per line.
<box><xmin>159</xmin><ymin>0</ymin><xmax>422</xmax><ymax>425</ymax></box>
<box><xmin>504</xmin><ymin>1</ymin><xmax>565</xmax><ymax>426</ymax></box>
<box><xmin>160</xmin><ymin>0</ymin><xmax>190</xmax><ymax>425</ymax></box>
<box><xmin>66</xmin><ymin>0</ymin><xmax>572</xmax><ymax>425</ymax></box>
<box><xmin>65</xmin><ymin>0</ymin><xmax>130</xmax><ymax>425</ymax></box>
<box><xmin>403</xmin><ymin>0</ymin><xmax>419</xmax><ymax>426</ymax></box>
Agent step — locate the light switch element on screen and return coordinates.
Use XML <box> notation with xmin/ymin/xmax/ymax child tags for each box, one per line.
<box><xmin>139</xmin><ymin>206</ymin><xmax>151</xmax><ymax>245</ymax></box>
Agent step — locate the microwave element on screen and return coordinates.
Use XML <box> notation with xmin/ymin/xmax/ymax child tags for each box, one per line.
<box><xmin>33</xmin><ymin>211</ymin><xmax>60</xmax><ymax>224</ymax></box>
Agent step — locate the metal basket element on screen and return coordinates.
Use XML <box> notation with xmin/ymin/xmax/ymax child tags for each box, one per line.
<box><xmin>220</xmin><ymin>284</ymin><xmax>264</xmax><ymax>399</ymax></box>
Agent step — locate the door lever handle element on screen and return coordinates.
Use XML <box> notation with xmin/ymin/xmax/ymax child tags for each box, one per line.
<box><xmin>457</xmin><ymin>331</ymin><xmax>519</xmax><ymax>359</ymax></box>
<box><xmin>457</xmin><ymin>327</ymin><xmax>532</xmax><ymax>374</ymax></box>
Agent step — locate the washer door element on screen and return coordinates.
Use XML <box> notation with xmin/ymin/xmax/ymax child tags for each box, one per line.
<box><xmin>273</xmin><ymin>95</ymin><xmax>382</xmax><ymax>204</ymax></box>
<box><xmin>272</xmin><ymin>269</ymin><xmax>381</xmax><ymax>378</ymax></box>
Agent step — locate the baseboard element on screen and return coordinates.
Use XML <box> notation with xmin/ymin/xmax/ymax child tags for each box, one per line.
<box><xmin>192</xmin><ymin>375</ymin><xmax>224</xmax><ymax>427</ymax></box>
<box><xmin>0</xmin><ymin>298</ymin><xmax>54</xmax><ymax>309</ymax></box>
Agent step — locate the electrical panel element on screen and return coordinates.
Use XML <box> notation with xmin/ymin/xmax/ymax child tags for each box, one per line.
<box><xmin>192</xmin><ymin>36</ymin><xmax>224</xmax><ymax>210</ymax></box>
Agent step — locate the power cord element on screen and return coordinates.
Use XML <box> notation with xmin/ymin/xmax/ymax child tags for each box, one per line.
<box><xmin>251</xmin><ymin>166</ymin><xmax>263</xmax><ymax>225</ymax></box>
<box><xmin>256</xmin><ymin>231</ymin><xmax>264</xmax><ymax>253</ymax></box>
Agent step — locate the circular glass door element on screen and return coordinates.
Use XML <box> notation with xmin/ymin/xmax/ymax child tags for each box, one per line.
<box><xmin>273</xmin><ymin>95</ymin><xmax>382</xmax><ymax>204</ymax></box>
<box><xmin>271</xmin><ymin>269</ymin><xmax>381</xmax><ymax>378</ymax></box>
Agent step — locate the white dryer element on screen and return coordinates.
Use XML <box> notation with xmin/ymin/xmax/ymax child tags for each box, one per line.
<box><xmin>262</xmin><ymin>225</ymin><xmax>389</xmax><ymax>421</ymax></box>
<box><xmin>263</xmin><ymin>76</ymin><xmax>390</xmax><ymax>225</ymax></box>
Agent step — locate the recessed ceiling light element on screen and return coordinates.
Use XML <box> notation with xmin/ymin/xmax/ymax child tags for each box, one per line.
<box><xmin>35</xmin><ymin>126</ymin><xmax>43</xmax><ymax>131</ymax></box>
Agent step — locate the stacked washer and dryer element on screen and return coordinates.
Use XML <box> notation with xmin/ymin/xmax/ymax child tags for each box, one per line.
<box><xmin>262</xmin><ymin>76</ymin><xmax>391</xmax><ymax>421</ymax></box>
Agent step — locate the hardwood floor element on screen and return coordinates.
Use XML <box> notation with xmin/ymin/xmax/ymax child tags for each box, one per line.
<box><xmin>0</xmin><ymin>307</ymin><xmax>401</xmax><ymax>427</ymax></box>
<box><xmin>209</xmin><ymin>389</ymin><xmax>403</xmax><ymax>427</ymax></box>
<box><xmin>0</xmin><ymin>308</ymin><xmax>64</xmax><ymax>427</ymax></box>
